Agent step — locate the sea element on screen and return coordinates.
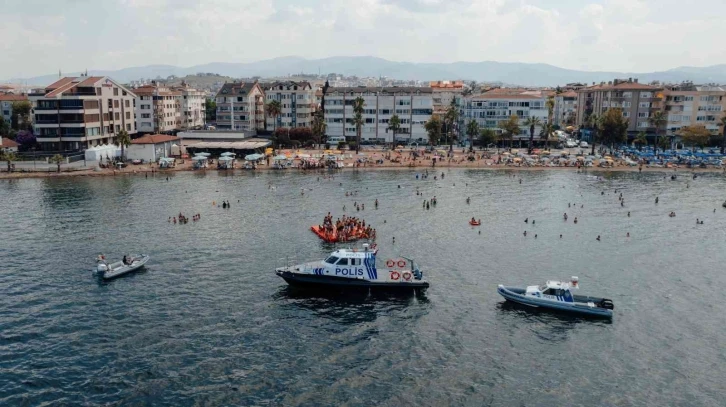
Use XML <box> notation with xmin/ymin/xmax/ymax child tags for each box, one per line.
<box><xmin>0</xmin><ymin>169</ymin><xmax>725</xmax><ymax>406</ymax></box>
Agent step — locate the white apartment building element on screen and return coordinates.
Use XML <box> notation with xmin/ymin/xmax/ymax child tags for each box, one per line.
<box><xmin>663</xmin><ymin>82</ymin><xmax>725</xmax><ymax>137</ymax></box>
<box><xmin>134</xmin><ymin>82</ymin><xmax>181</xmax><ymax>134</ymax></box>
<box><xmin>460</xmin><ymin>90</ymin><xmax>549</xmax><ymax>139</ymax></box>
<box><xmin>263</xmin><ymin>81</ymin><xmax>315</xmax><ymax>129</ymax></box>
<box><xmin>29</xmin><ymin>76</ymin><xmax>137</xmax><ymax>151</ymax></box>
<box><xmin>0</xmin><ymin>94</ymin><xmax>28</xmax><ymax>124</ymax></box>
<box><xmin>553</xmin><ymin>90</ymin><xmax>578</xmax><ymax>127</ymax></box>
<box><xmin>430</xmin><ymin>80</ymin><xmax>464</xmax><ymax>115</ymax></box>
<box><xmin>215</xmin><ymin>82</ymin><xmax>265</xmax><ymax>132</ymax></box>
<box><xmin>324</xmin><ymin>87</ymin><xmax>434</xmax><ymax>143</ymax></box>
<box><xmin>175</xmin><ymin>83</ymin><xmax>206</xmax><ymax>130</ymax></box>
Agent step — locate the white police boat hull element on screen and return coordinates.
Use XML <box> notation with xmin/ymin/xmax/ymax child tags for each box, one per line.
<box><xmin>497</xmin><ymin>278</ymin><xmax>613</xmax><ymax>318</ymax></box>
<box><xmin>275</xmin><ymin>247</ymin><xmax>428</xmax><ymax>292</ymax></box>
<box><xmin>97</xmin><ymin>255</ymin><xmax>150</xmax><ymax>280</ymax></box>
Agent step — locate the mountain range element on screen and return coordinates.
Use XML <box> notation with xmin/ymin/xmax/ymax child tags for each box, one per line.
<box><xmin>5</xmin><ymin>56</ymin><xmax>726</xmax><ymax>87</ymax></box>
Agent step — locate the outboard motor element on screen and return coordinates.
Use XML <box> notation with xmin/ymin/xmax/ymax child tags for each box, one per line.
<box><xmin>599</xmin><ymin>299</ymin><xmax>614</xmax><ymax>310</ymax></box>
<box><xmin>96</xmin><ymin>255</ymin><xmax>108</xmax><ymax>273</ymax></box>
<box><xmin>412</xmin><ymin>267</ymin><xmax>423</xmax><ymax>280</ymax></box>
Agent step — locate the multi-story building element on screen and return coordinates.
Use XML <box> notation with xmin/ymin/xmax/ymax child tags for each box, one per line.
<box><xmin>133</xmin><ymin>82</ymin><xmax>181</xmax><ymax>134</ymax></box>
<box><xmin>262</xmin><ymin>81</ymin><xmax>315</xmax><ymax>129</ymax></box>
<box><xmin>553</xmin><ymin>90</ymin><xmax>578</xmax><ymax>127</ymax></box>
<box><xmin>575</xmin><ymin>78</ymin><xmax>664</xmax><ymax>138</ymax></box>
<box><xmin>214</xmin><ymin>82</ymin><xmax>265</xmax><ymax>132</ymax></box>
<box><xmin>662</xmin><ymin>82</ymin><xmax>725</xmax><ymax>138</ymax></box>
<box><xmin>174</xmin><ymin>82</ymin><xmax>206</xmax><ymax>130</ymax></box>
<box><xmin>324</xmin><ymin>86</ymin><xmax>433</xmax><ymax>143</ymax></box>
<box><xmin>29</xmin><ymin>76</ymin><xmax>137</xmax><ymax>151</ymax></box>
<box><xmin>0</xmin><ymin>94</ymin><xmax>28</xmax><ymax>124</ymax></box>
<box><xmin>430</xmin><ymin>80</ymin><xmax>464</xmax><ymax>115</ymax></box>
<box><xmin>460</xmin><ymin>89</ymin><xmax>548</xmax><ymax>139</ymax></box>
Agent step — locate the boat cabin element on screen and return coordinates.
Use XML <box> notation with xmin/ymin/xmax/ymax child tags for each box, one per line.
<box><xmin>323</xmin><ymin>247</ymin><xmax>376</xmax><ymax>267</ymax></box>
<box><xmin>525</xmin><ymin>277</ymin><xmax>579</xmax><ymax>303</ymax></box>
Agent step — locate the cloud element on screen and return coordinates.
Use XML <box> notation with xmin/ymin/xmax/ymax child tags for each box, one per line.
<box><xmin>3</xmin><ymin>0</ymin><xmax>726</xmax><ymax>79</ymax></box>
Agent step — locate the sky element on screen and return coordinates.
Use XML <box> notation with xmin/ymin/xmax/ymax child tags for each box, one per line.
<box><xmin>2</xmin><ymin>0</ymin><xmax>726</xmax><ymax>79</ymax></box>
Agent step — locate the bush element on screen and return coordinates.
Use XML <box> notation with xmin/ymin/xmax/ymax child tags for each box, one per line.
<box><xmin>338</xmin><ymin>142</ymin><xmax>348</xmax><ymax>150</ymax></box>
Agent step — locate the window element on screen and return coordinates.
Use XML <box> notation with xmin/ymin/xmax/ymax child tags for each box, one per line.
<box><xmin>637</xmin><ymin>121</ymin><xmax>649</xmax><ymax>128</ymax></box>
<box><xmin>640</xmin><ymin>92</ymin><xmax>652</xmax><ymax>98</ymax></box>
<box><xmin>126</xmin><ymin>123</ymin><xmax>131</xmax><ymax>131</ymax></box>
<box><xmin>397</xmin><ymin>100</ymin><xmax>411</xmax><ymax>106</ymax></box>
<box><xmin>125</xmin><ymin>100</ymin><xmax>130</xmax><ymax>108</ymax></box>
<box><xmin>622</xmin><ymin>92</ymin><xmax>632</xmax><ymax>98</ymax></box>
<box><xmin>125</xmin><ymin>112</ymin><xmax>130</xmax><ymax>120</ymax></box>
<box><xmin>113</xmin><ymin>88</ymin><xmax>119</xmax><ymax>96</ymax></box>
<box><xmin>622</xmin><ymin>111</ymin><xmax>630</xmax><ymax>118</ymax></box>
<box><xmin>639</xmin><ymin>102</ymin><xmax>651</xmax><ymax>108</ymax></box>
<box><xmin>379</xmin><ymin>109</ymin><xmax>391</xmax><ymax>115</ymax></box>
<box><xmin>623</xmin><ymin>102</ymin><xmax>631</xmax><ymax>108</ymax></box>
<box><xmin>141</xmin><ymin>113</ymin><xmax>151</xmax><ymax>119</ymax></box>
<box><xmin>684</xmin><ymin>96</ymin><xmax>694</xmax><ymax>101</ymax></box>
<box><xmin>336</xmin><ymin>258</ymin><xmax>349</xmax><ymax>265</ymax></box>
<box><xmin>114</xmin><ymin>113</ymin><xmax>120</xmax><ymax>120</ymax></box>
<box><xmin>114</xmin><ymin>100</ymin><xmax>119</xmax><ymax>108</ymax></box>
<box><xmin>638</xmin><ymin>112</ymin><xmax>649</xmax><ymax>118</ymax></box>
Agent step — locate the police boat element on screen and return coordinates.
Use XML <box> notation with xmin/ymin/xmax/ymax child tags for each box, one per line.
<box><xmin>275</xmin><ymin>244</ymin><xmax>429</xmax><ymax>292</ymax></box>
<box><xmin>497</xmin><ymin>277</ymin><xmax>614</xmax><ymax>318</ymax></box>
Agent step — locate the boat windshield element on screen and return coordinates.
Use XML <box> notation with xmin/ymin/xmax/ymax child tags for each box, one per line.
<box><xmin>324</xmin><ymin>256</ymin><xmax>339</xmax><ymax>264</ymax></box>
<box><xmin>539</xmin><ymin>284</ymin><xmax>548</xmax><ymax>291</ymax></box>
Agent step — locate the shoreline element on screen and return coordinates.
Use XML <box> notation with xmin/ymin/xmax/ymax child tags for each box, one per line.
<box><xmin>2</xmin><ymin>161</ymin><xmax>724</xmax><ymax>180</ymax></box>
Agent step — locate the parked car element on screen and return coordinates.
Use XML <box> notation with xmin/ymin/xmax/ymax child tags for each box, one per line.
<box><xmin>580</xmin><ymin>141</ymin><xmax>589</xmax><ymax>148</ymax></box>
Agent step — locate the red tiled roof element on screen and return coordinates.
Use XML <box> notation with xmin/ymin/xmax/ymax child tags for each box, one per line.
<box><xmin>46</xmin><ymin>77</ymin><xmax>76</xmax><ymax>90</ymax></box>
<box><xmin>77</xmin><ymin>76</ymin><xmax>104</xmax><ymax>87</ymax></box>
<box><xmin>131</xmin><ymin>134</ymin><xmax>179</xmax><ymax>144</ymax></box>
<box><xmin>1</xmin><ymin>138</ymin><xmax>19</xmax><ymax>148</ymax></box>
<box><xmin>0</xmin><ymin>94</ymin><xmax>28</xmax><ymax>101</ymax></box>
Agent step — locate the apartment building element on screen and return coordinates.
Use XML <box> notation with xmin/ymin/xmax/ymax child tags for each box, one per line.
<box><xmin>0</xmin><ymin>94</ymin><xmax>28</xmax><ymax>124</ymax></box>
<box><xmin>460</xmin><ymin>89</ymin><xmax>549</xmax><ymax>139</ymax></box>
<box><xmin>263</xmin><ymin>81</ymin><xmax>315</xmax><ymax>129</ymax></box>
<box><xmin>575</xmin><ymin>78</ymin><xmax>664</xmax><ymax>137</ymax></box>
<box><xmin>29</xmin><ymin>76</ymin><xmax>137</xmax><ymax>151</ymax></box>
<box><xmin>133</xmin><ymin>83</ymin><xmax>181</xmax><ymax>134</ymax></box>
<box><xmin>174</xmin><ymin>83</ymin><xmax>206</xmax><ymax>130</ymax></box>
<box><xmin>662</xmin><ymin>82</ymin><xmax>725</xmax><ymax>137</ymax></box>
<box><xmin>214</xmin><ymin>82</ymin><xmax>265</xmax><ymax>132</ymax></box>
<box><xmin>553</xmin><ymin>90</ymin><xmax>578</xmax><ymax>127</ymax></box>
<box><xmin>324</xmin><ymin>87</ymin><xmax>433</xmax><ymax>143</ymax></box>
<box><xmin>430</xmin><ymin>80</ymin><xmax>464</xmax><ymax>115</ymax></box>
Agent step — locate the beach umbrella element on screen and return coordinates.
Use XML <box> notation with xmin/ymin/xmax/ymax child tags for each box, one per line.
<box><xmin>197</xmin><ymin>152</ymin><xmax>211</xmax><ymax>157</ymax></box>
<box><xmin>221</xmin><ymin>152</ymin><xmax>235</xmax><ymax>157</ymax></box>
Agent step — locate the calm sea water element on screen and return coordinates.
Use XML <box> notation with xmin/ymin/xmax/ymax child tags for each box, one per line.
<box><xmin>1</xmin><ymin>169</ymin><xmax>725</xmax><ymax>406</ymax></box>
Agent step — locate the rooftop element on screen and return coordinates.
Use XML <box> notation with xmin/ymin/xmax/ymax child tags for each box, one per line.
<box><xmin>131</xmin><ymin>134</ymin><xmax>179</xmax><ymax>144</ymax></box>
<box><xmin>0</xmin><ymin>137</ymin><xmax>19</xmax><ymax>148</ymax></box>
<box><xmin>327</xmin><ymin>86</ymin><xmax>433</xmax><ymax>94</ymax></box>
<box><xmin>0</xmin><ymin>94</ymin><xmax>28</xmax><ymax>101</ymax></box>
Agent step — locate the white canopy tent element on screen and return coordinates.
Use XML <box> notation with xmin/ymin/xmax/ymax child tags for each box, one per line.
<box><xmin>85</xmin><ymin>144</ymin><xmax>121</xmax><ymax>162</ymax></box>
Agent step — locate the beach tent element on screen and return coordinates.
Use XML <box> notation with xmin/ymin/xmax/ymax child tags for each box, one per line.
<box><xmin>220</xmin><ymin>152</ymin><xmax>236</xmax><ymax>157</ymax></box>
<box><xmin>196</xmin><ymin>152</ymin><xmax>211</xmax><ymax>157</ymax></box>
<box><xmin>245</xmin><ymin>153</ymin><xmax>264</xmax><ymax>161</ymax></box>
<box><xmin>273</xmin><ymin>154</ymin><xmax>288</xmax><ymax>161</ymax></box>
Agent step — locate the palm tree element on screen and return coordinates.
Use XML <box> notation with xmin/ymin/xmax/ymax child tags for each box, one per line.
<box><xmin>352</xmin><ymin>97</ymin><xmax>364</xmax><ymax>154</ymax></box>
<box><xmin>540</xmin><ymin>120</ymin><xmax>553</xmax><ymax>149</ymax></box>
<box><xmin>546</xmin><ymin>96</ymin><xmax>555</xmax><ymax>125</ymax></box>
<box><xmin>425</xmin><ymin>116</ymin><xmax>442</xmax><ymax>146</ymax></box>
<box><xmin>116</xmin><ymin>129</ymin><xmax>131</xmax><ymax>161</ymax></box>
<box><xmin>648</xmin><ymin>110</ymin><xmax>667</xmax><ymax>155</ymax></box>
<box><xmin>1</xmin><ymin>150</ymin><xmax>17</xmax><ymax>172</ymax></box>
<box><xmin>465</xmin><ymin>119</ymin><xmax>479</xmax><ymax>153</ymax></box>
<box><xmin>388</xmin><ymin>114</ymin><xmax>402</xmax><ymax>145</ymax></box>
<box><xmin>634</xmin><ymin>131</ymin><xmax>648</xmax><ymax>151</ymax></box>
<box><xmin>50</xmin><ymin>154</ymin><xmax>64</xmax><ymax>173</ymax></box>
<box><xmin>444</xmin><ymin>99</ymin><xmax>459</xmax><ymax>152</ymax></box>
<box><xmin>266</xmin><ymin>100</ymin><xmax>282</xmax><ymax>132</ymax></box>
<box><xmin>523</xmin><ymin>116</ymin><xmax>542</xmax><ymax>154</ymax></box>
<box><xmin>720</xmin><ymin>114</ymin><xmax>726</xmax><ymax>154</ymax></box>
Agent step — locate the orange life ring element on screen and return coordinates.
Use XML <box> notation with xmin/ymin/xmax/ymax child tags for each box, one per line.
<box><xmin>386</xmin><ymin>260</ymin><xmax>395</xmax><ymax>268</ymax></box>
<box><xmin>390</xmin><ymin>271</ymin><xmax>400</xmax><ymax>281</ymax></box>
<box><xmin>402</xmin><ymin>271</ymin><xmax>412</xmax><ymax>281</ymax></box>
<box><xmin>397</xmin><ymin>260</ymin><xmax>406</xmax><ymax>268</ymax></box>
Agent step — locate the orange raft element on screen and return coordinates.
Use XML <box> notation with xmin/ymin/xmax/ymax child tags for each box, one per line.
<box><xmin>469</xmin><ymin>220</ymin><xmax>481</xmax><ymax>226</ymax></box>
<box><xmin>310</xmin><ymin>226</ymin><xmax>373</xmax><ymax>243</ymax></box>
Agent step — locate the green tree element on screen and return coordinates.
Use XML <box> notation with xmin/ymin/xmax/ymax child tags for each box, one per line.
<box><xmin>266</xmin><ymin>100</ymin><xmax>282</xmax><ymax>132</ymax></box>
<box><xmin>540</xmin><ymin>120</ymin><xmax>553</xmax><ymax>148</ymax></box>
<box><xmin>444</xmin><ymin>99</ymin><xmax>459</xmax><ymax>152</ymax></box>
<box><xmin>0</xmin><ymin>150</ymin><xmax>17</xmax><ymax>172</ymax></box>
<box><xmin>425</xmin><ymin>116</ymin><xmax>442</xmax><ymax>146</ymax></box>
<box><xmin>648</xmin><ymin>110</ymin><xmax>667</xmax><ymax>155</ymax></box>
<box><xmin>465</xmin><ymin>119</ymin><xmax>479</xmax><ymax>152</ymax></box>
<box><xmin>0</xmin><ymin>116</ymin><xmax>11</xmax><ymax>138</ymax></box>
<box><xmin>50</xmin><ymin>154</ymin><xmax>64</xmax><ymax>173</ymax></box>
<box><xmin>352</xmin><ymin>97</ymin><xmax>365</xmax><ymax>154</ymax></box>
<box><xmin>10</xmin><ymin>100</ymin><xmax>32</xmax><ymax>131</ymax></box>
<box><xmin>116</xmin><ymin>129</ymin><xmax>131</xmax><ymax>160</ymax></box>
<box><xmin>585</xmin><ymin>114</ymin><xmax>601</xmax><ymax>155</ymax></box>
<box><xmin>479</xmin><ymin>128</ymin><xmax>497</xmax><ymax>148</ymax></box>
<box><xmin>679</xmin><ymin>125</ymin><xmax>711</xmax><ymax>152</ymax></box>
<box><xmin>311</xmin><ymin>112</ymin><xmax>326</xmax><ymax>148</ymax></box>
<box><xmin>499</xmin><ymin>115</ymin><xmax>520</xmax><ymax>149</ymax></box>
<box><xmin>205</xmin><ymin>98</ymin><xmax>216</xmax><ymax>122</ymax></box>
<box><xmin>720</xmin><ymin>114</ymin><xmax>726</xmax><ymax>154</ymax></box>
<box><xmin>546</xmin><ymin>95</ymin><xmax>555</xmax><ymax>125</ymax></box>
<box><xmin>600</xmin><ymin>108</ymin><xmax>629</xmax><ymax>151</ymax></box>
<box><xmin>523</xmin><ymin>116</ymin><xmax>542</xmax><ymax>154</ymax></box>
<box><xmin>634</xmin><ymin>131</ymin><xmax>648</xmax><ymax>151</ymax></box>
<box><xmin>387</xmin><ymin>114</ymin><xmax>402</xmax><ymax>144</ymax></box>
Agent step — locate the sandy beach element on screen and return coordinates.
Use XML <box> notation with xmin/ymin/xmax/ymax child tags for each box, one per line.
<box><xmin>1</xmin><ymin>147</ymin><xmax>723</xmax><ymax>180</ymax></box>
